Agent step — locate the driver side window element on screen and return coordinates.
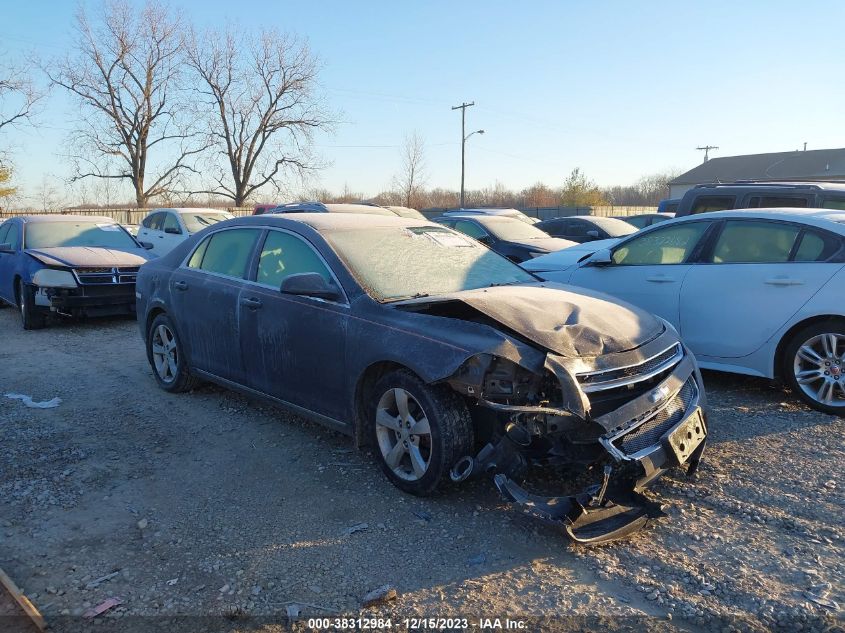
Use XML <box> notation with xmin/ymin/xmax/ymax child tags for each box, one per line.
<box><xmin>612</xmin><ymin>222</ymin><xmax>710</xmax><ymax>265</ymax></box>
<box><xmin>256</xmin><ymin>231</ymin><xmax>333</xmax><ymax>288</ymax></box>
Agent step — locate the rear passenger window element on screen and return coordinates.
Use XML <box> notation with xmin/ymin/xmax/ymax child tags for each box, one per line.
<box><xmin>710</xmin><ymin>221</ymin><xmax>800</xmax><ymax>264</ymax></box>
<box><xmin>0</xmin><ymin>223</ymin><xmax>10</xmax><ymax>245</ymax></box>
<box><xmin>822</xmin><ymin>197</ymin><xmax>845</xmax><ymax>211</ymax></box>
<box><xmin>793</xmin><ymin>231</ymin><xmax>841</xmax><ymax>262</ymax></box>
<box><xmin>257</xmin><ymin>231</ymin><xmax>332</xmax><ymax>288</ymax></box>
<box><xmin>163</xmin><ymin>213</ymin><xmax>181</xmax><ymax>234</ymax></box>
<box><xmin>454</xmin><ymin>221</ymin><xmax>489</xmax><ymax>240</ymax></box>
<box><xmin>758</xmin><ymin>196</ymin><xmax>809</xmax><ymax>208</ymax></box>
<box><xmin>612</xmin><ymin>222</ymin><xmax>710</xmax><ymax>265</ymax></box>
<box><xmin>690</xmin><ymin>196</ymin><xmax>735</xmax><ymax>214</ymax></box>
<box><xmin>190</xmin><ymin>229</ymin><xmax>260</xmax><ymax>278</ymax></box>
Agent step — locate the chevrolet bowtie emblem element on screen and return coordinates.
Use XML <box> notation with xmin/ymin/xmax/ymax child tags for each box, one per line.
<box><xmin>648</xmin><ymin>385</ymin><xmax>671</xmax><ymax>404</ymax></box>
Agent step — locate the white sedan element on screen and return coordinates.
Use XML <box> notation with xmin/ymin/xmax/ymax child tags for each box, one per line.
<box><xmin>137</xmin><ymin>208</ymin><xmax>234</xmax><ymax>256</ymax></box>
<box><xmin>524</xmin><ymin>208</ymin><xmax>845</xmax><ymax>414</ymax></box>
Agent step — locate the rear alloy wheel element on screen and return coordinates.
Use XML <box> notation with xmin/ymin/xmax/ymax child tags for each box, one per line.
<box><xmin>147</xmin><ymin>314</ymin><xmax>198</xmax><ymax>393</ymax></box>
<box><xmin>786</xmin><ymin>321</ymin><xmax>845</xmax><ymax>415</ymax></box>
<box><xmin>18</xmin><ymin>279</ymin><xmax>46</xmax><ymax>330</ymax></box>
<box><xmin>370</xmin><ymin>369</ymin><xmax>473</xmax><ymax>496</ymax></box>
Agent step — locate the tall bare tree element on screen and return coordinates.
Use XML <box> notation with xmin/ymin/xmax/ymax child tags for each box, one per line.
<box><xmin>392</xmin><ymin>132</ymin><xmax>427</xmax><ymax>208</ymax></box>
<box><xmin>185</xmin><ymin>27</ymin><xmax>331</xmax><ymax>206</ymax></box>
<box><xmin>46</xmin><ymin>1</ymin><xmax>202</xmax><ymax>208</ymax></box>
<box><xmin>0</xmin><ymin>57</ymin><xmax>44</xmax><ymax>137</ymax></box>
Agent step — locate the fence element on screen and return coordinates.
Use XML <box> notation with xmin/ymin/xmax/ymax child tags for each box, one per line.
<box><xmin>0</xmin><ymin>207</ymin><xmax>253</xmax><ymax>224</ymax></box>
<box><xmin>420</xmin><ymin>205</ymin><xmax>657</xmax><ymax>220</ymax></box>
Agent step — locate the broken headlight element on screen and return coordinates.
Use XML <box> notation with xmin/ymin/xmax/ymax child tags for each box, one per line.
<box><xmin>32</xmin><ymin>269</ymin><xmax>78</xmax><ymax>288</ymax></box>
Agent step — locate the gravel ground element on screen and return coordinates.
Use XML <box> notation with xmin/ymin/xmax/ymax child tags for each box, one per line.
<box><xmin>1</xmin><ymin>311</ymin><xmax>843</xmax><ymax>632</ymax></box>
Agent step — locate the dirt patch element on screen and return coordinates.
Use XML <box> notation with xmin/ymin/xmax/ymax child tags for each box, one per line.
<box><xmin>0</xmin><ymin>312</ymin><xmax>843</xmax><ymax>631</ymax></box>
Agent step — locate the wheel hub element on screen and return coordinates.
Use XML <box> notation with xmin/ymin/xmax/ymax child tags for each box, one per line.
<box><xmin>375</xmin><ymin>387</ymin><xmax>432</xmax><ymax>481</ymax></box>
<box><xmin>794</xmin><ymin>333</ymin><xmax>845</xmax><ymax>406</ymax></box>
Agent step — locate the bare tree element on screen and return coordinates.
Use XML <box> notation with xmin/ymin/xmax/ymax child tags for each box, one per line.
<box><xmin>392</xmin><ymin>132</ymin><xmax>427</xmax><ymax>208</ymax></box>
<box><xmin>185</xmin><ymin>27</ymin><xmax>331</xmax><ymax>206</ymax></box>
<box><xmin>0</xmin><ymin>57</ymin><xmax>44</xmax><ymax>137</ymax></box>
<box><xmin>45</xmin><ymin>1</ymin><xmax>202</xmax><ymax>208</ymax></box>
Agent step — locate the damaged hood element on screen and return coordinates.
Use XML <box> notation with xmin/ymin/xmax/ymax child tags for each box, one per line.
<box><xmin>394</xmin><ymin>283</ymin><xmax>663</xmax><ymax>357</ymax></box>
<box><xmin>25</xmin><ymin>246</ymin><xmax>151</xmax><ymax>268</ymax></box>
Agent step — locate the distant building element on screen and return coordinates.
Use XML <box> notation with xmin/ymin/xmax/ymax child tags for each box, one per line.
<box><xmin>669</xmin><ymin>148</ymin><xmax>845</xmax><ymax>198</ymax></box>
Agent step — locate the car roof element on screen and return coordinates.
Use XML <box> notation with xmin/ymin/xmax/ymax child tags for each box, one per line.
<box><xmin>690</xmin><ymin>181</ymin><xmax>845</xmax><ymax>192</ymax></box>
<box><xmin>437</xmin><ymin>213</ymin><xmax>524</xmax><ymax>226</ymax></box>
<box><xmin>268</xmin><ymin>202</ymin><xmax>396</xmax><ymax>216</ymax></box>
<box><xmin>672</xmin><ymin>207</ymin><xmax>845</xmax><ymax>234</ymax></box>
<box><xmin>444</xmin><ymin>208</ymin><xmax>525</xmax><ymax>216</ymax></box>
<box><xmin>15</xmin><ymin>214</ymin><xmax>119</xmax><ymax>223</ymax></box>
<box><xmin>225</xmin><ymin>212</ymin><xmax>437</xmax><ymax>232</ymax></box>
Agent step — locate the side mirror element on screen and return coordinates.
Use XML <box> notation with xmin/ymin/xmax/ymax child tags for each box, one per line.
<box><xmin>586</xmin><ymin>230</ymin><xmax>600</xmax><ymax>240</ymax></box>
<box><xmin>164</xmin><ymin>227</ymin><xmax>182</xmax><ymax>235</ymax></box>
<box><xmin>477</xmin><ymin>235</ymin><xmax>492</xmax><ymax>245</ymax></box>
<box><xmin>139</xmin><ymin>241</ymin><xmax>155</xmax><ymax>250</ymax></box>
<box><xmin>280</xmin><ymin>272</ymin><xmax>342</xmax><ymax>302</ymax></box>
<box><xmin>0</xmin><ymin>242</ymin><xmax>13</xmax><ymax>254</ymax></box>
<box><xmin>584</xmin><ymin>248</ymin><xmax>613</xmax><ymax>267</ymax></box>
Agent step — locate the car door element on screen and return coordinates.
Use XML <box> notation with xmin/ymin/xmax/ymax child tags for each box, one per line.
<box><xmin>568</xmin><ymin>220</ymin><xmax>713</xmax><ymax>327</ymax></box>
<box><xmin>168</xmin><ymin>227</ymin><xmax>262</xmax><ymax>382</ymax></box>
<box><xmin>238</xmin><ymin>229</ymin><xmax>349</xmax><ymax>420</ymax></box>
<box><xmin>138</xmin><ymin>212</ymin><xmax>164</xmax><ymax>252</ymax></box>
<box><xmin>159</xmin><ymin>212</ymin><xmax>184</xmax><ymax>255</ymax></box>
<box><xmin>0</xmin><ymin>221</ymin><xmax>15</xmax><ymax>303</ymax></box>
<box><xmin>679</xmin><ymin>219</ymin><xmax>844</xmax><ymax>358</ymax></box>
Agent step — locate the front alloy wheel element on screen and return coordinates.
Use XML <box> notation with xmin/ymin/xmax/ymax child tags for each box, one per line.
<box><xmin>787</xmin><ymin>322</ymin><xmax>845</xmax><ymax>415</ymax></box>
<box><xmin>376</xmin><ymin>387</ymin><xmax>433</xmax><ymax>481</ymax></box>
<box><xmin>370</xmin><ymin>369</ymin><xmax>473</xmax><ymax>496</ymax></box>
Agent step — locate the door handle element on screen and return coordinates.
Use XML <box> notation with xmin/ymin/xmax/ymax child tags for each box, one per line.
<box><xmin>645</xmin><ymin>275</ymin><xmax>675</xmax><ymax>283</ymax></box>
<box><xmin>240</xmin><ymin>297</ymin><xmax>263</xmax><ymax>309</ymax></box>
<box><xmin>765</xmin><ymin>277</ymin><xmax>803</xmax><ymax>286</ymax></box>
<box><xmin>172</xmin><ymin>280</ymin><xmax>188</xmax><ymax>291</ymax></box>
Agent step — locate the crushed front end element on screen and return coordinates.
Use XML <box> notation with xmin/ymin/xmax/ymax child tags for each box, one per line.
<box><xmin>446</xmin><ymin>327</ymin><xmax>707</xmax><ymax>544</ymax></box>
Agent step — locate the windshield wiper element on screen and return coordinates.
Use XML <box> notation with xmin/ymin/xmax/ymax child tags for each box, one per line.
<box><xmin>384</xmin><ymin>292</ymin><xmax>431</xmax><ymax>302</ymax></box>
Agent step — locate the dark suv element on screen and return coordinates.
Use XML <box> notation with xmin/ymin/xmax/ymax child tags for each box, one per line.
<box><xmin>675</xmin><ymin>181</ymin><xmax>845</xmax><ymax>217</ymax></box>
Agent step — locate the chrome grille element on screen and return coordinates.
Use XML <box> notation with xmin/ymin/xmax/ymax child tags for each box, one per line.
<box><xmin>74</xmin><ymin>267</ymin><xmax>138</xmax><ymax>285</ymax></box>
<box><xmin>613</xmin><ymin>378</ymin><xmax>697</xmax><ymax>456</ymax></box>
<box><xmin>578</xmin><ymin>343</ymin><xmax>682</xmax><ymax>390</ymax></box>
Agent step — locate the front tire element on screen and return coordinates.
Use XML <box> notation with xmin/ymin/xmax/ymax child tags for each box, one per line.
<box><xmin>147</xmin><ymin>313</ymin><xmax>199</xmax><ymax>393</ymax></box>
<box><xmin>784</xmin><ymin>320</ymin><xmax>845</xmax><ymax>415</ymax></box>
<box><xmin>370</xmin><ymin>369</ymin><xmax>473</xmax><ymax>496</ymax></box>
<box><xmin>18</xmin><ymin>280</ymin><xmax>46</xmax><ymax>330</ymax></box>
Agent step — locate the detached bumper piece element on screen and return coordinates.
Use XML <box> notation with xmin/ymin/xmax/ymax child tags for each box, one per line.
<box><xmin>494</xmin><ymin>469</ymin><xmax>666</xmax><ymax>545</ymax></box>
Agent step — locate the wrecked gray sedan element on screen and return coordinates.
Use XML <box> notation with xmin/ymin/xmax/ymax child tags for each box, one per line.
<box><xmin>136</xmin><ymin>214</ymin><xmax>707</xmax><ymax>543</ymax></box>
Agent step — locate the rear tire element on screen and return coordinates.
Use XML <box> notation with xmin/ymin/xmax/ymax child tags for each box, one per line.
<box><xmin>784</xmin><ymin>320</ymin><xmax>845</xmax><ymax>415</ymax></box>
<box><xmin>18</xmin><ymin>280</ymin><xmax>46</xmax><ymax>330</ymax></box>
<box><xmin>369</xmin><ymin>369</ymin><xmax>474</xmax><ymax>496</ymax></box>
<box><xmin>147</xmin><ymin>313</ymin><xmax>199</xmax><ymax>393</ymax></box>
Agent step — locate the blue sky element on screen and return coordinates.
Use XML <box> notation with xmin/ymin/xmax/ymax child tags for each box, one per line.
<box><xmin>4</xmin><ymin>0</ymin><xmax>845</xmax><ymax>204</ymax></box>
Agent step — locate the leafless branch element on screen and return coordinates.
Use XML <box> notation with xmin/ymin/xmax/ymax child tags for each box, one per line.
<box><xmin>44</xmin><ymin>1</ymin><xmax>202</xmax><ymax>207</ymax></box>
<box><xmin>183</xmin><ymin>26</ymin><xmax>332</xmax><ymax>206</ymax></box>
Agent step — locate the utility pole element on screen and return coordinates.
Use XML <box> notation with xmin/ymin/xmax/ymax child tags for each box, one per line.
<box><xmin>452</xmin><ymin>101</ymin><xmax>475</xmax><ymax>208</ymax></box>
<box><xmin>696</xmin><ymin>145</ymin><xmax>719</xmax><ymax>163</ymax></box>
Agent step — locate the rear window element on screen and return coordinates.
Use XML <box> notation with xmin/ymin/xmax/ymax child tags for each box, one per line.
<box><xmin>746</xmin><ymin>195</ymin><xmax>809</xmax><ymax>208</ymax></box>
<box><xmin>822</xmin><ymin>197</ymin><xmax>845</xmax><ymax>211</ymax></box>
<box><xmin>690</xmin><ymin>196</ymin><xmax>736</xmax><ymax>214</ymax></box>
<box><xmin>793</xmin><ymin>231</ymin><xmax>842</xmax><ymax>262</ymax></box>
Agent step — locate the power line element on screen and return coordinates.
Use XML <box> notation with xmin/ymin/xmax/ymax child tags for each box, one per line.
<box><xmin>696</xmin><ymin>145</ymin><xmax>719</xmax><ymax>163</ymax></box>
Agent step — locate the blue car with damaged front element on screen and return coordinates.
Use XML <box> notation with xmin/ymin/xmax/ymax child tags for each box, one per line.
<box><xmin>0</xmin><ymin>215</ymin><xmax>155</xmax><ymax>329</ymax></box>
